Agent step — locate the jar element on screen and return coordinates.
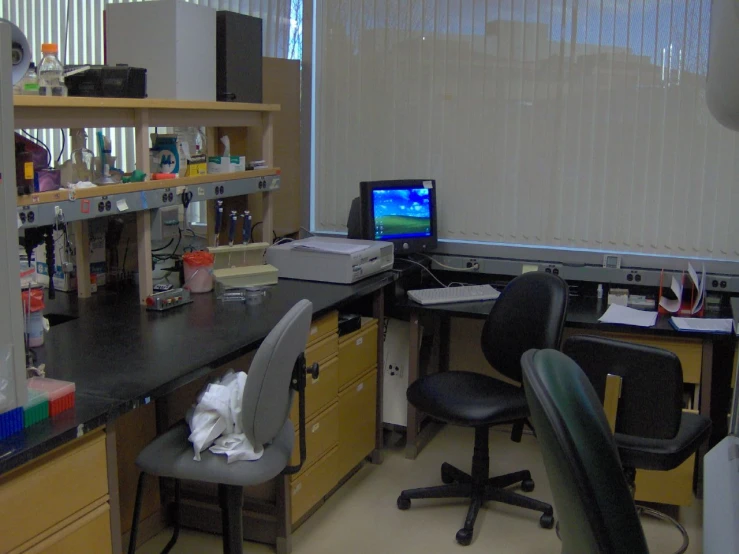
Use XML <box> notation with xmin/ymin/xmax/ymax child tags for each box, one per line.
<box><xmin>183</xmin><ymin>251</ymin><xmax>215</xmax><ymax>293</ymax></box>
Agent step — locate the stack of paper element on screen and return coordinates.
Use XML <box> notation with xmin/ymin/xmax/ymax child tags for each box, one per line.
<box><xmin>670</xmin><ymin>317</ymin><xmax>734</xmax><ymax>334</ymax></box>
<box><xmin>598</xmin><ymin>304</ymin><xmax>658</xmax><ymax>328</ymax></box>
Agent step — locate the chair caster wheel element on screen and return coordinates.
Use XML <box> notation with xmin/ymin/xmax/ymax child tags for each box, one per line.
<box><xmin>455</xmin><ymin>528</ymin><xmax>473</xmax><ymax>546</ymax></box>
<box><xmin>521</xmin><ymin>479</ymin><xmax>535</xmax><ymax>493</ymax></box>
<box><xmin>397</xmin><ymin>495</ymin><xmax>411</xmax><ymax>510</ymax></box>
<box><xmin>540</xmin><ymin>513</ymin><xmax>555</xmax><ymax>529</ymax></box>
<box><xmin>441</xmin><ymin>464</ymin><xmax>455</xmax><ymax>484</ymax></box>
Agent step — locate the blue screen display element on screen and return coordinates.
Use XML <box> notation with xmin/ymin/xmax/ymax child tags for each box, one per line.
<box><xmin>372</xmin><ymin>187</ymin><xmax>432</xmax><ymax>240</ymax></box>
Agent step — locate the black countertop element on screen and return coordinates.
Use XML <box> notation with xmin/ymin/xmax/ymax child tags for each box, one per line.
<box><xmin>0</xmin><ymin>273</ymin><xmax>395</xmax><ymax>475</ymax></box>
<box><xmin>396</xmin><ymin>293</ymin><xmax>736</xmax><ymax>338</ymax></box>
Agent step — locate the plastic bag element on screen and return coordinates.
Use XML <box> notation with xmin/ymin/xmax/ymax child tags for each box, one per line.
<box><xmin>183</xmin><ymin>251</ymin><xmax>214</xmax><ymax>268</ymax></box>
<box><xmin>21</xmin><ymin>288</ymin><xmax>45</xmax><ymax>313</ymax></box>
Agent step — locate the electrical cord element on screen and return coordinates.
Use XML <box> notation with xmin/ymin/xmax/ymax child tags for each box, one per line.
<box><xmin>395</xmin><ymin>258</ymin><xmax>448</xmax><ymax>288</ymax></box>
<box><xmin>56</xmin><ymin>129</ymin><xmax>66</xmax><ymax>165</ymax></box>
<box><xmin>418</xmin><ymin>253</ymin><xmax>477</xmax><ymax>272</ymax></box>
<box><xmin>151</xmin><ymin>238</ymin><xmax>174</xmax><ymax>252</ymax></box>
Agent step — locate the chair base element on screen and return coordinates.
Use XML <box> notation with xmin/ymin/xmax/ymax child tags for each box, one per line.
<box><xmin>397</xmin><ymin>427</ymin><xmax>554</xmax><ymax>546</ymax></box>
<box><xmin>128</xmin><ymin>473</ymin><xmax>245</xmax><ymax>554</ymax></box>
<box><xmin>637</xmin><ymin>504</ymin><xmax>689</xmax><ymax>554</ymax></box>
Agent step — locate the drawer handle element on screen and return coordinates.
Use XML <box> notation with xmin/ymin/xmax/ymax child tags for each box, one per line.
<box><xmin>356</xmin><ymin>337</ymin><xmax>363</xmax><ymax>346</ymax></box>
<box><xmin>357</xmin><ymin>383</ymin><xmax>364</xmax><ymax>392</ymax></box>
<box><xmin>312</xmin><ymin>423</ymin><xmax>320</xmax><ymax>433</ymax></box>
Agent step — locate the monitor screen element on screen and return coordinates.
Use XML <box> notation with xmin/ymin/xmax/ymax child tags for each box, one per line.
<box><xmin>371</xmin><ymin>187</ymin><xmax>432</xmax><ymax>241</ymax></box>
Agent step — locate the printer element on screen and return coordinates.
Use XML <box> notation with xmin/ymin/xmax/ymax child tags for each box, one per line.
<box><xmin>266</xmin><ymin>237</ymin><xmax>394</xmax><ymax>284</ymax></box>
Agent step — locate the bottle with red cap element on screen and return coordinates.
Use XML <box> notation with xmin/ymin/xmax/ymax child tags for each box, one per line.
<box><xmin>38</xmin><ymin>43</ymin><xmax>67</xmax><ymax>97</ymax></box>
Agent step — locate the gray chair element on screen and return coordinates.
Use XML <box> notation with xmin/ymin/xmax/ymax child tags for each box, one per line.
<box><xmin>521</xmin><ymin>348</ymin><xmax>650</xmax><ymax>554</ymax></box>
<box><xmin>128</xmin><ymin>299</ymin><xmax>318</xmax><ymax>554</ymax></box>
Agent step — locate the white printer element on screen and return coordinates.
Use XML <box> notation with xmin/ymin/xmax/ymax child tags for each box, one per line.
<box><xmin>266</xmin><ymin>237</ymin><xmax>394</xmax><ymax>284</ymax></box>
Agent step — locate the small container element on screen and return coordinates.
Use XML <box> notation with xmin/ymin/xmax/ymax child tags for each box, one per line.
<box><xmin>35</xmin><ymin>168</ymin><xmax>62</xmax><ymax>192</ymax></box>
<box><xmin>0</xmin><ymin>407</ymin><xmax>24</xmax><ymax>440</ymax></box>
<box><xmin>21</xmin><ymin>288</ymin><xmax>46</xmax><ymax>347</ymax></box>
<box><xmin>27</xmin><ymin>377</ymin><xmax>76</xmax><ymax>417</ymax></box>
<box><xmin>183</xmin><ymin>251</ymin><xmax>215</xmax><ymax>293</ymax></box>
<box><xmin>23</xmin><ymin>389</ymin><xmax>49</xmax><ymax>428</ymax></box>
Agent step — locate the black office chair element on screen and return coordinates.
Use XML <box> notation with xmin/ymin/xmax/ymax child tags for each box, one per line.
<box><xmin>397</xmin><ymin>272</ymin><xmax>568</xmax><ymax>545</ymax></box>
<box><xmin>562</xmin><ymin>335</ymin><xmax>712</xmax><ymax>554</ymax></box>
<box><xmin>521</xmin><ymin>348</ymin><xmax>650</xmax><ymax>554</ymax></box>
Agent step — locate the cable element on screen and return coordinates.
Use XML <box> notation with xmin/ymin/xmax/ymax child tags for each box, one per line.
<box><xmin>151</xmin><ymin>238</ymin><xmax>174</xmax><ymax>252</ymax></box>
<box><xmin>395</xmin><ymin>258</ymin><xmax>448</xmax><ymax>288</ymax></box>
<box><xmin>56</xmin><ymin>129</ymin><xmax>66</xmax><ymax>165</ymax></box>
<box><xmin>250</xmin><ymin>221</ymin><xmax>263</xmax><ymax>243</ymax></box>
<box><xmin>418</xmin><ymin>253</ymin><xmax>477</xmax><ymax>272</ymax></box>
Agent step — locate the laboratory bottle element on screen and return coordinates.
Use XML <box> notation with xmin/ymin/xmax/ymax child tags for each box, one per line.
<box><xmin>38</xmin><ymin>43</ymin><xmax>67</xmax><ymax>97</ymax></box>
<box><xmin>13</xmin><ymin>63</ymin><xmax>39</xmax><ymax>95</ymax></box>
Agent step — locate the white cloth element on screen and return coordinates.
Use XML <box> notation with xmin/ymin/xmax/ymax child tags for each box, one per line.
<box><xmin>187</xmin><ymin>371</ymin><xmax>263</xmax><ymax>462</ymax></box>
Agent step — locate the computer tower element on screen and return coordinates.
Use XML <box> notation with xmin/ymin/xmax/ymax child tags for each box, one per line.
<box><xmin>216</xmin><ymin>11</ymin><xmax>263</xmax><ymax>103</ymax></box>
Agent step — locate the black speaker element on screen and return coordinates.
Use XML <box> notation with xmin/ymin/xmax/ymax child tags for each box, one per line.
<box><xmin>216</xmin><ymin>11</ymin><xmax>263</xmax><ymax>103</ymax></box>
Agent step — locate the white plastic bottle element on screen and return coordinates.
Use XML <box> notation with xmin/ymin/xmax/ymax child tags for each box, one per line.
<box><xmin>38</xmin><ymin>43</ymin><xmax>67</xmax><ymax>97</ymax></box>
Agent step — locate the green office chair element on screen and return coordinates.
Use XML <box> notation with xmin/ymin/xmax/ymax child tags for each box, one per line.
<box><xmin>128</xmin><ymin>299</ymin><xmax>318</xmax><ymax>554</ymax></box>
<box><xmin>521</xmin><ymin>348</ymin><xmax>649</xmax><ymax>554</ymax></box>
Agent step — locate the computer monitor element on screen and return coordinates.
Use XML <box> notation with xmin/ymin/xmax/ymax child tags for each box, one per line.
<box><xmin>359</xmin><ymin>179</ymin><xmax>438</xmax><ymax>254</ymax></box>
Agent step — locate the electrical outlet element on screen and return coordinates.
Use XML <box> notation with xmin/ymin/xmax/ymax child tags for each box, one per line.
<box><xmin>466</xmin><ymin>258</ymin><xmax>480</xmax><ymax>271</ymax></box>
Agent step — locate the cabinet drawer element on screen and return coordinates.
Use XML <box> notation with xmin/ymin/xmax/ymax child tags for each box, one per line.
<box><xmin>0</xmin><ymin>430</ymin><xmax>108</xmax><ymax>553</ymax></box>
<box><xmin>20</xmin><ymin>503</ymin><xmax>113</xmax><ymax>554</ymax></box>
<box><xmin>635</xmin><ymin>453</ymin><xmax>695</xmax><ymax>506</ymax></box>
<box><xmin>308</xmin><ymin>311</ymin><xmax>338</xmax><ymax>347</ymax></box>
<box><xmin>306</xmin><ymin>333</ymin><xmax>338</xmax><ymax>367</ymax></box>
<box><xmin>290</xmin><ymin>402</ymin><xmax>339</xmax><ymax>477</ymax></box>
<box><xmin>338</xmin><ymin>368</ymin><xmax>378</xmax><ymax>478</ymax></box>
<box><xmin>338</xmin><ymin>321</ymin><xmax>378</xmax><ymax>389</ymax></box>
<box><xmin>290</xmin><ymin>446</ymin><xmax>339</xmax><ymax>524</ymax></box>
<box><xmin>290</xmin><ymin>356</ymin><xmax>338</xmax><ymax>422</ymax></box>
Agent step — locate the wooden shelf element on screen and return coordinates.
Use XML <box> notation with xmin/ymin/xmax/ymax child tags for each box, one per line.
<box><xmin>14</xmin><ymin>96</ymin><xmax>280</xmax><ymax>112</ymax></box>
<box><xmin>16</xmin><ymin>169</ymin><xmax>280</xmax><ymax>207</ymax></box>
<box><xmin>14</xmin><ymin>96</ymin><xmax>280</xmax><ymax>129</ymax></box>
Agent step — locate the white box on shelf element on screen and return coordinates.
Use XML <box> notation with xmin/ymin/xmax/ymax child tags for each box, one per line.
<box><xmin>34</xmin><ymin>226</ymin><xmax>106</xmax><ymax>292</ymax></box>
<box><xmin>105</xmin><ymin>0</ymin><xmax>217</xmax><ymax>101</ymax></box>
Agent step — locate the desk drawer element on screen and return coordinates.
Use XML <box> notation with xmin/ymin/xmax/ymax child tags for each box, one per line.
<box><xmin>338</xmin><ymin>321</ymin><xmax>378</xmax><ymax>389</ymax></box>
<box><xmin>19</xmin><ymin>503</ymin><xmax>113</xmax><ymax>554</ymax></box>
<box><xmin>308</xmin><ymin>311</ymin><xmax>338</xmax><ymax>347</ymax></box>
<box><xmin>338</xmin><ymin>368</ymin><xmax>378</xmax><ymax>478</ymax></box>
<box><xmin>564</xmin><ymin>329</ymin><xmax>703</xmax><ymax>384</ymax></box>
<box><xmin>306</xmin><ymin>333</ymin><xmax>338</xmax><ymax>368</ymax></box>
<box><xmin>290</xmin><ymin>402</ymin><xmax>339</xmax><ymax>478</ymax></box>
<box><xmin>290</xmin><ymin>446</ymin><xmax>339</xmax><ymax>524</ymax></box>
<box><xmin>635</xmin><ymin>453</ymin><xmax>696</xmax><ymax>506</ymax></box>
<box><xmin>0</xmin><ymin>430</ymin><xmax>108</xmax><ymax>553</ymax></box>
<box><xmin>290</xmin><ymin>356</ymin><xmax>338</xmax><ymax>422</ymax></box>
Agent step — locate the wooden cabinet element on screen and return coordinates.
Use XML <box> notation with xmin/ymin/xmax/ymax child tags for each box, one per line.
<box><xmin>290</xmin><ymin>357</ymin><xmax>339</xmax><ymax>422</ymax></box>
<box><xmin>290</xmin><ymin>447</ymin><xmax>340</xmax><ymax>524</ymax></box>
<box><xmin>290</xmin><ymin>401</ymin><xmax>339</xmax><ymax>472</ymax></box>
<box><xmin>338</xmin><ymin>320</ymin><xmax>378</xmax><ymax>389</ymax></box>
<box><xmin>338</xmin><ymin>368</ymin><xmax>379</xmax><ymax>478</ymax></box>
<box><xmin>0</xmin><ymin>429</ymin><xmax>111</xmax><ymax>554</ymax></box>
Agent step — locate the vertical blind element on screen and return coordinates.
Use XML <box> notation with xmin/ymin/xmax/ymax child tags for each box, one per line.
<box><xmin>312</xmin><ymin>1</ymin><xmax>739</xmax><ymax>261</ymax></box>
<box><xmin>1</xmin><ymin>0</ymin><xmax>302</xmax><ymax>172</ymax></box>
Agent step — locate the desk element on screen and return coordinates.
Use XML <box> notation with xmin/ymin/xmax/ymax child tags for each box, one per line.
<box><xmin>397</xmin><ymin>293</ymin><xmax>733</xmax><ymax>501</ymax></box>
<box><xmin>0</xmin><ymin>272</ymin><xmax>394</xmax><ymax>553</ymax></box>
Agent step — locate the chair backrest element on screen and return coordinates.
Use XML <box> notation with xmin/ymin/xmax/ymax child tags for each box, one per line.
<box><xmin>562</xmin><ymin>335</ymin><xmax>683</xmax><ymax>440</ymax></box>
<box><xmin>521</xmin><ymin>349</ymin><xmax>649</xmax><ymax>554</ymax></box>
<box><xmin>242</xmin><ymin>299</ymin><xmax>313</xmax><ymax>447</ymax></box>
<box><xmin>481</xmin><ymin>272</ymin><xmax>568</xmax><ymax>382</ymax></box>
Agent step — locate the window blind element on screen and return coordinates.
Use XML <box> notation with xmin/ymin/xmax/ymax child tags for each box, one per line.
<box><xmin>1</xmin><ymin>0</ymin><xmax>302</xmax><ymax>173</ymax></box>
<box><xmin>312</xmin><ymin>1</ymin><xmax>739</xmax><ymax>262</ymax></box>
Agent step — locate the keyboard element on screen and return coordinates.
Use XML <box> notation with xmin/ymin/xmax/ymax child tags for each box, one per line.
<box><xmin>407</xmin><ymin>285</ymin><xmax>500</xmax><ymax>306</ymax></box>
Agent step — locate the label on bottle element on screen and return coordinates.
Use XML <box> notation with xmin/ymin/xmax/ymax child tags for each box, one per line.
<box><xmin>24</xmin><ymin>162</ymin><xmax>34</xmax><ymax>180</ymax></box>
<box><xmin>22</xmin><ymin>83</ymin><xmax>39</xmax><ymax>93</ymax></box>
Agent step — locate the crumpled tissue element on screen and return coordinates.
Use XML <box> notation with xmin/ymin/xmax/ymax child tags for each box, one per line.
<box><xmin>187</xmin><ymin>371</ymin><xmax>264</xmax><ymax>463</ymax></box>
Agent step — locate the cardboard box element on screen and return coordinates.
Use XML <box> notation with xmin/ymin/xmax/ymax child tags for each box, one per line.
<box><xmin>34</xmin><ymin>226</ymin><xmax>106</xmax><ymax>292</ymax></box>
<box><xmin>207</xmin><ymin>156</ymin><xmax>246</xmax><ymax>174</ymax></box>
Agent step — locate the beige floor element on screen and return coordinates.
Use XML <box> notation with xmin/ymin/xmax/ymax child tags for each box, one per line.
<box><xmin>139</xmin><ymin>425</ymin><xmax>702</xmax><ymax>553</ymax></box>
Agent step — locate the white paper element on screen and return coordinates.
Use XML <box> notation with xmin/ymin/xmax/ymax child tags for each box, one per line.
<box><xmin>292</xmin><ymin>239</ymin><xmax>370</xmax><ymax>255</ymax></box>
<box><xmin>116</xmin><ymin>199</ymin><xmax>129</xmax><ymax>212</ymax></box>
<box><xmin>670</xmin><ymin>317</ymin><xmax>734</xmax><ymax>334</ymax></box>
<box><xmin>659</xmin><ymin>275</ymin><xmax>683</xmax><ymax>313</ymax></box>
<box><xmin>599</xmin><ymin>304</ymin><xmax>658</xmax><ymax>328</ymax></box>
